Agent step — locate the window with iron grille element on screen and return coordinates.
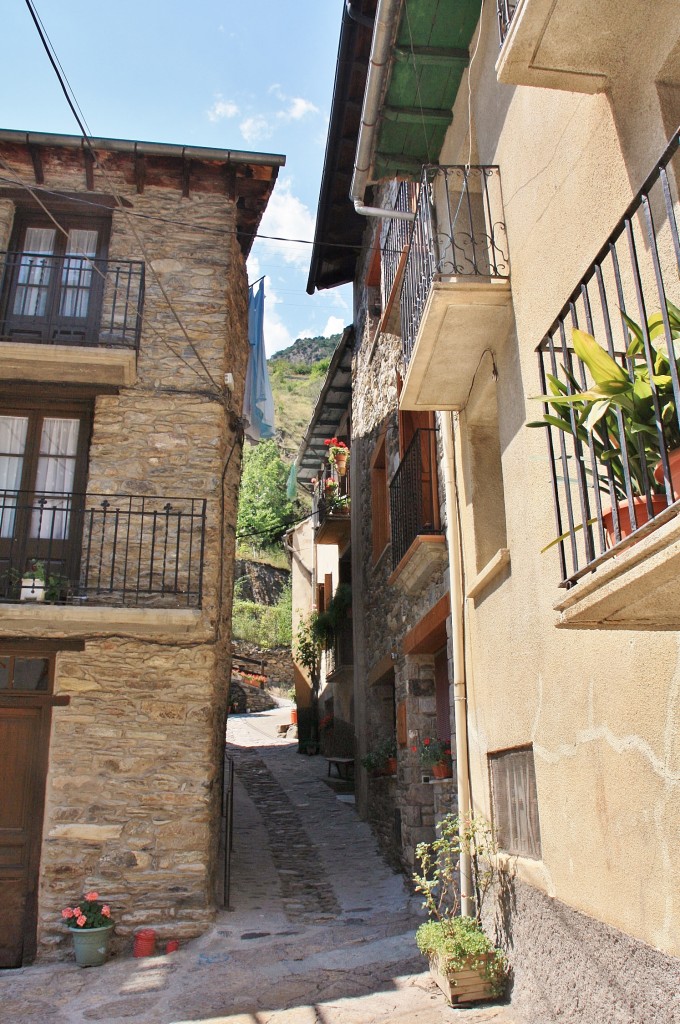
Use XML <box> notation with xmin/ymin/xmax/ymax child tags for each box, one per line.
<box><xmin>489</xmin><ymin>746</ymin><xmax>542</xmax><ymax>859</ymax></box>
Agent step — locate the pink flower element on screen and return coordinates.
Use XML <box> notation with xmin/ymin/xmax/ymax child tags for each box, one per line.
<box><xmin>84</xmin><ymin>891</ymin><xmax>99</xmax><ymax>901</ymax></box>
<box><xmin>61</xmin><ymin>908</ymin><xmax>74</xmax><ymax>919</ymax></box>
<box><xmin>102</xmin><ymin>905</ymin><xmax>111</xmax><ymax>917</ymax></box>
<box><xmin>76</xmin><ymin>915</ymin><xmax>87</xmax><ymax>927</ymax></box>
<box><xmin>73</xmin><ymin>907</ymin><xmax>81</xmax><ymax>917</ymax></box>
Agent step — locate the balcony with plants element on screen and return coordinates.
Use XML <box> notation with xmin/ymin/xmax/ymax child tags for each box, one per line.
<box><xmin>399</xmin><ymin>164</ymin><xmax>511</xmax><ymax>412</ymax></box>
<box><xmin>0</xmin><ymin>251</ymin><xmax>144</xmax><ymax>386</ymax></box>
<box><xmin>531</xmin><ymin>129</ymin><xmax>680</xmax><ymax>628</ymax></box>
<box><xmin>0</xmin><ymin>491</ymin><xmax>206</xmax><ymax>632</ymax></box>
<box><xmin>313</xmin><ymin>438</ymin><xmax>351</xmax><ymax>548</ymax></box>
<box><xmin>389</xmin><ymin>427</ymin><xmax>445</xmax><ymax>593</ymax></box>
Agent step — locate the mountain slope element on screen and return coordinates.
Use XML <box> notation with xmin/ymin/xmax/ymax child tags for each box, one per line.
<box><xmin>269</xmin><ymin>333</ymin><xmax>341</xmax><ymax>461</ymax></box>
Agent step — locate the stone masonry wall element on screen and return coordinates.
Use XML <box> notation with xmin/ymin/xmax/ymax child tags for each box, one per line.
<box><xmin>0</xmin><ymin>148</ymin><xmax>251</xmax><ymax>957</ymax></box>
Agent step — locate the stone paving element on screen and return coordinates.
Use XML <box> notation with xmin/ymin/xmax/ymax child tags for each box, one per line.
<box><xmin>0</xmin><ymin>705</ymin><xmax>519</xmax><ymax>1024</ymax></box>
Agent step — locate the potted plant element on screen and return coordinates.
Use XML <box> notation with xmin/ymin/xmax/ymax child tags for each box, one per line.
<box><xmin>529</xmin><ymin>305</ymin><xmax>680</xmax><ymax>542</ymax></box>
<box><xmin>324</xmin><ymin>437</ymin><xmax>350</xmax><ymax>476</ymax></box>
<box><xmin>413</xmin><ymin>736</ymin><xmax>453</xmax><ymax>779</ymax></box>
<box><xmin>61</xmin><ymin>891</ymin><xmax>114</xmax><ymax>967</ymax></box>
<box><xmin>360</xmin><ymin>747</ymin><xmax>387</xmax><ymax>777</ymax></box>
<box><xmin>413</xmin><ymin>814</ymin><xmax>507</xmax><ymax>1006</ymax></box>
<box><xmin>20</xmin><ymin>561</ymin><xmax>69</xmax><ymax>603</ymax></box>
<box><xmin>379</xmin><ymin>736</ymin><xmax>398</xmax><ymax>775</ymax></box>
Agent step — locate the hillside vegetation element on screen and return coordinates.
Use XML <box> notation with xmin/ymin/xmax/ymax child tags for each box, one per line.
<box><xmin>268</xmin><ymin>334</ymin><xmax>341</xmax><ymax>461</ymax></box>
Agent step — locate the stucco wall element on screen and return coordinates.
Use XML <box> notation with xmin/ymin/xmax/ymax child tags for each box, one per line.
<box><xmin>432</xmin><ymin>0</ymin><xmax>680</xmax><ymax>998</ymax></box>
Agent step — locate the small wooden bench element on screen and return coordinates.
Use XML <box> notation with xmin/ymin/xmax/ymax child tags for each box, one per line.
<box><xmin>326</xmin><ymin>756</ymin><xmax>355</xmax><ymax>780</ymax></box>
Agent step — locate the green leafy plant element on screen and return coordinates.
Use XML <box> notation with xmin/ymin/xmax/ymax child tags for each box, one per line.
<box><xmin>61</xmin><ymin>891</ymin><xmax>113</xmax><ymax>929</ymax></box>
<box><xmin>323</xmin><ymin>437</ymin><xmax>350</xmax><ymax>466</ymax></box>
<box><xmin>23</xmin><ymin>561</ymin><xmax>69</xmax><ymax>603</ymax></box>
<box><xmin>412</xmin><ymin>736</ymin><xmax>452</xmax><ymax>768</ymax></box>
<box><xmin>413</xmin><ymin>814</ymin><xmax>507</xmax><ymax>996</ymax></box>
<box><xmin>529</xmin><ymin>305</ymin><xmax>680</xmax><ymax>501</ymax></box>
<box><xmin>361</xmin><ymin>736</ymin><xmax>397</xmax><ymax>775</ymax></box>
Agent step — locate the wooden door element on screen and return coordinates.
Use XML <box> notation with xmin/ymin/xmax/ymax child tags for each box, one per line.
<box><xmin>0</xmin><ymin>655</ymin><xmax>54</xmax><ymax>968</ymax></box>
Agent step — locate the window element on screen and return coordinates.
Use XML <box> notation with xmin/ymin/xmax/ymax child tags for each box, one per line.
<box><xmin>371</xmin><ymin>433</ymin><xmax>389</xmax><ymax>562</ymax></box>
<box><xmin>489</xmin><ymin>746</ymin><xmax>542</xmax><ymax>859</ymax></box>
<box><xmin>0</xmin><ymin>653</ymin><xmax>53</xmax><ymax>693</ymax></box>
<box><xmin>2</xmin><ymin>213</ymin><xmax>110</xmax><ymax>345</ymax></box>
<box><xmin>0</xmin><ymin>401</ymin><xmax>92</xmax><ymax>589</ymax></box>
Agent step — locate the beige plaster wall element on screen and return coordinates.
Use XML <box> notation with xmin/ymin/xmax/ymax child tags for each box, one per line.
<box><xmin>436</xmin><ymin>0</ymin><xmax>680</xmax><ymax>959</ymax></box>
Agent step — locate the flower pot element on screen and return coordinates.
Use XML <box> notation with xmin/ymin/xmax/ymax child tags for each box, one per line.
<box><xmin>290</xmin><ymin>708</ymin><xmax>298</xmax><ymax>725</ymax></box>
<box><xmin>69</xmin><ymin>924</ymin><xmax>113</xmax><ymax>967</ymax></box>
<box><xmin>428</xmin><ymin>952</ymin><xmax>499</xmax><ymax>1006</ymax></box>
<box><xmin>385</xmin><ymin>756</ymin><xmax>397</xmax><ymax>775</ymax></box>
<box><xmin>602</xmin><ymin>494</ymin><xmax>668</xmax><ymax>546</ymax></box>
<box><xmin>432</xmin><ymin>761</ymin><xmax>453</xmax><ymax>779</ymax></box>
<box><xmin>653</xmin><ymin>446</ymin><xmax>680</xmax><ymax>500</ymax></box>
<box><xmin>133</xmin><ymin>928</ymin><xmax>156</xmax><ymax>958</ymax></box>
<box><xmin>334</xmin><ymin>452</ymin><xmax>348</xmax><ymax>476</ymax></box>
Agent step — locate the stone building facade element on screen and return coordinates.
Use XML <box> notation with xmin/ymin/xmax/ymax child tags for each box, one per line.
<box><xmin>0</xmin><ymin>130</ymin><xmax>282</xmax><ymax>965</ymax></box>
<box><xmin>307</xmin><ymin>0</ymin><xmax>680</xmax><ymax>1020</ymax></box>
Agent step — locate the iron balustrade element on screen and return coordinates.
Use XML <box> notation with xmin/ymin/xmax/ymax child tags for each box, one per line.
<box><xmin>496</xmin><ymin>0</ymin><xmax>518</xmax><ymax>45</ymax></box>
<box><xmin>0</xmin><ymin>251</ymin><xmax>145</xmax><ymax>349</ymax></box>
<box><xmin>0</xmin><ymin>492</ymin><xmax>206</xmax><ymax>606</ymax></box>
<box><xmin>536</xmin><ymin>129</ymin><xmax>680</xmax><ymax>588</ymax></box>
<box><xmin>313</xmin><ymin>465</ymin><xmax>350</xmax><ymax>527</ymax></box>
<box><xmin>381</xmin><ymin>181</ymin><xmax>418</xmax><ymax>312</ymax></box>
<box><xmin>389</xmin><ymin>428</ymin><xmax>442</xmax><ymax>569</ymax></box>
<box><xmin>400</xmin><ymin>165</ymin><xmax>509</xmax><ymax>366</ymax></box>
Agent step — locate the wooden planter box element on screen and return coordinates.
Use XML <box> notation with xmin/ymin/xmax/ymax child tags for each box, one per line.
<box><xmin>428</xmin><ymin>952</ymin><xmax>498</xmax><ymax>1006</ymax></box>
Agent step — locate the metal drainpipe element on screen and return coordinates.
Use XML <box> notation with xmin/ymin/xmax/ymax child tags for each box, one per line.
<box><xmin>350</xmin><ymin>0</ymin><xmax>416</xmax><ymax>223</ymax></box>
<box><xmin>441</xmin><ymin>410</ymin><xmax>474</xmax><ymax>918</ymax></box>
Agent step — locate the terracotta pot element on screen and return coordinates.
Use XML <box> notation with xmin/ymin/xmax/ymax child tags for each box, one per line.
<box><xmin>432</xmin><ymin>761</ymin><xmax>453</xmax><ymax>779</ymax></box>
<box><xmin>602</xmin><ymin>493</ymin><xmax>668</xmax><ymax>546</ymax></box>
<box><xmin>653</xmin><ymin>446</ymin><xmax>680</xmax><ymax>500</ymax></box>
<box><xmin>385</xmin><ymin>756</ymin><xmax>397</xmax><ymax>775</ymax></box>
<box><xmin>134</xmin><ymin>928</ymin><xmax>156</xmax><ymax>958</ymax></box>
<box><xmin>334</xmin><ymin>452</ymin><xmax>348</xmax><ymax>476</ymax></box>
<box><xmin>290</xmin><ymin>708</ymin><xmax>298</xmax><ymax>725</ymax></box>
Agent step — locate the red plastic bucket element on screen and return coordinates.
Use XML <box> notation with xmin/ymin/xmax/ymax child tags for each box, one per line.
<box><xmin>134</xmin><ymin>928</ymin><xmax>156</xmax><ymax>957</ymax></box>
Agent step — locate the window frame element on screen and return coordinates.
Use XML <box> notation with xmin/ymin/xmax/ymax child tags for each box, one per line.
<box><xmin>488</xmin><ymin>745</ymin><xmax>542</xmax><ymax>860</ymax></box>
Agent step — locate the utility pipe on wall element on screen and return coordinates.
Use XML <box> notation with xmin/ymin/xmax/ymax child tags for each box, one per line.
<box><xmin>350</xmin><ymin>0</ymin><xmax>416</xmax><ymax>223</ymax></box>
<box><xmin>441</xmin><ymin>409</ymin><xmax>474</xmax><ymax>918</ymax></box>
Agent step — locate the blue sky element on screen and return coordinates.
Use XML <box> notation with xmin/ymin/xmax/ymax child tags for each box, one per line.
<box><xmin>2</xmin><ymin>0</ymin><xmax>352</xmax><ymax>354</ymax></box>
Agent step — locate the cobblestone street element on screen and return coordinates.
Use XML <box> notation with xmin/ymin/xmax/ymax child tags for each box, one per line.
<box><xmin>0</xmin><ymin>705</ymin><xmax>518</xmax><ymax>1024</ymax></box>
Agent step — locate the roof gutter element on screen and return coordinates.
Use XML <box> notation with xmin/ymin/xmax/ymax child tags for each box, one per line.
<box><xmin>350</xmin><ymin>0</ymin><xmax>415</xmax><ymax>223</ymax></box>
<box><xmin>0</xmin><ymin>129</ymin><xmax>286</xmax><ymax>168</ymax></box>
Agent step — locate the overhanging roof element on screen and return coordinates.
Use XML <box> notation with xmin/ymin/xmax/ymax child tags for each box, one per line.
<box><xmin>295</xmin><ymin>327</ymin><xmax>354</xmax><ymax>487</ymax></box>
<box><xmin>307</xmin><ymin>0</ymin><xmax>482</xmax><ymax>293</ymax></box>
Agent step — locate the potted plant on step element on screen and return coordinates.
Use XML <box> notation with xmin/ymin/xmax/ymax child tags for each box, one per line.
<box><xmin>413</xmin><ymin>814</ymin><xmax>507</xmax><ymax>1006</ymax></box>
<box><xmin>62</xmin><ymin>891</ymin><xmax>114</xmax><ymax>967</ymax></box>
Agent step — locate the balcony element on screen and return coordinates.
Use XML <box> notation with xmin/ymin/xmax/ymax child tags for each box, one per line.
<box><xmin>389</xmin><ymin>428</ymin><xmax>446</xmax><ymax>593</ymax></box>
<box><xmin>380</xmin><ymin>181</ymin><xmax>418</xmax><ymax>335</ymax></box>
<box><xmin>535</xmin><ymin>130</ymin><xmax>680</xmax><ymax>628</ymax></box>
<box><xmin>495</xmin><ymin>0</ymin><xmax>680</xmax><ymax>94</ymax></box>
<box><xmin>0</xmin><ymin>492</ymin><xmax>205</xmax><ymax>615</ymax></box>
<box><xmin>314</xmin><ymin>468</ymin><xmax>350</xmax><ymax>548</ymax></box>
<box><xmin>0</xmin><ymin>252</ymin><xmax>144</xmax><ymax>387</ymax></box>
<box><xmin>399</xmin><ymin>165</ymin><xmax>511</xmax><ymax>412</ymax></box>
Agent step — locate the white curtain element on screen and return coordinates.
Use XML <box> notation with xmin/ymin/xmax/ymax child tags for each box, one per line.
<box><xmin>60</xmin><ymin>229</ymin><xmax>98</xmax><ymax>318</ymax></box>
<box><xmin>13</xmin><ymin>228</ymin><xmax>56</xmax><ymax>317</ymax></box>
<box><xmin>31</xmin><ymin>418</ymin><xmax>80</xmax><ymax>539</ymax></box>
<box><xmin>0</xmin><ymin>416</ymin><xmax>28</xmax><ymax>538</ymax></box>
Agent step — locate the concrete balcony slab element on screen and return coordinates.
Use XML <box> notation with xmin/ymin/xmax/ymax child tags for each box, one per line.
<box><xmin>0</xmin><ymin>341</ymin><xmax>137</xmax><ymax>387</ymax></box>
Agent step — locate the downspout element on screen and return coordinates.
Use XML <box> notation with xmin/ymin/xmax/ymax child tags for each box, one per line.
<box><xmin>350</xmin><ymin>0</ymin><xmax>416</xmax><ymax>223</ymax></box>
<box><xmin>441</xmin><ymin>410</ymin><xmax>474</xmax><ymax>918</ymax></box>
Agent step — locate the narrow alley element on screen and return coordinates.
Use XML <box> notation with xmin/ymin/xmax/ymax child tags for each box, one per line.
<box><xmin>0</xmin><ymin>705</ymin><xmax>517</xmax><ymax>1024</ymax></box>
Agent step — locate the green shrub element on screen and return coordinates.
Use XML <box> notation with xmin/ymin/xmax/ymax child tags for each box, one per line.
<box><xmin>232</xmin><ymin>583</ymin><xmax>292</xmax><ymax>648</ymax></box>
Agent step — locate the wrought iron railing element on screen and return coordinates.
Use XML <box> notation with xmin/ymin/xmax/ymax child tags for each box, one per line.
<box><xmin>381</xmin><ymin>181</ymin><xmax>418</xmax><ymax>312</ymax></box>
<box><xmin>496</xmin><ymin>0</ymin><xmax>518</xmax><ymax>44</ymax></box>
<box><xmin>389</xmin><ymin>428</ymin><xmax>441</xmax><ymax>569</ymax></box>
<box><xmin>400</xmin><ymin>165</ymin><xmax>509</xmax><ymax>365</ymax></box>
<box><xmin>0</xmin><ymin>492</ymin><xmax>206</xmax><ymax>606</ymax></box>
<box><xmin>313</xmin><ymin>465</ymin><xmax>350</xmax><ymax>528</ymax></box>
<box><xmin>536</xmin><ymin>129</ymin><xmax>680</xmax><ymax>587</ymax></box>
<box><xmin>0</xmin><ymin>252</ymin><xmax>145</xmax><ymax>349</ymax></box>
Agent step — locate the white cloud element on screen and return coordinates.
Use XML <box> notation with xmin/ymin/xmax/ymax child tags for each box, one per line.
<box><xmin>240</xmin><ymin>115</ymin><xmax>274</xmax><ymax>143</ymax></box>
<box><xmin>254</xmin><ymin>178</ymin><xmax>315</xmax><ymax>270</ymax></box>
<box><xmin>322</xmin><ymin>316</ymin><xmax>345</xmax><ymax>337</ymax></box>
<box><xmin>282</xmin><ymin>97</ymin><xmax>319</xmax><ymax>121</ymax></box>
<box><xmin>207</xmin><ymin>96</ymin><xmax>239</xmax><ymax>122</ymax></box>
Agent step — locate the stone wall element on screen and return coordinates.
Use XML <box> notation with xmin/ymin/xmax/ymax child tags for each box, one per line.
<box><xmin>234</xmin><ymin>560</ymin><xmax>290</xmax><ymax>606</ymax></box>
<box><xmin>0</xmin><ymin>150</ymin><xmax>252</xmax><ymax>958</ymax></box>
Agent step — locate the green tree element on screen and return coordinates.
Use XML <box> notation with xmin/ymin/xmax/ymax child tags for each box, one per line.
<box><xmin>237</xmin><ymin>440</ymin><xmax>297</xmax><ymax>546</ymax></box>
